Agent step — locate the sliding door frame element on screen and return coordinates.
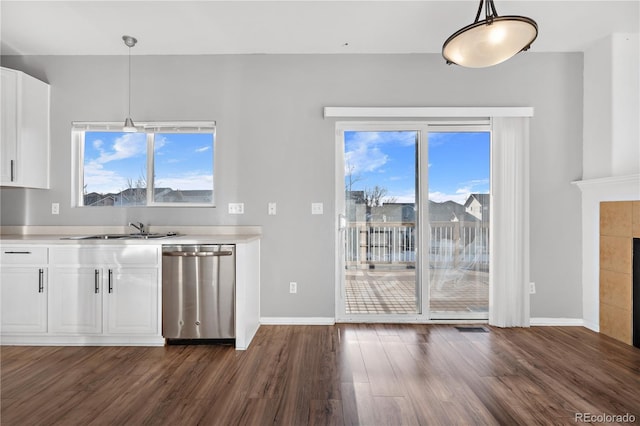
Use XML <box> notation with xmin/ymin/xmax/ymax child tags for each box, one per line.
<box><xmin>335</xmin><ymin>121</ymin><xmax>429</xmax><ymax>323</ymax></box>
<box><xmin>335</xmin><ymin>120</ymin><xmax>493</xmax><ymax>323</ymax></box>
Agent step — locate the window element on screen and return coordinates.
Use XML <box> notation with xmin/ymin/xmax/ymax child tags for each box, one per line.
<box><xmin>72</xmin><ymin>122</ymin><xmax>215</xmax><ymax>207</ymax></box>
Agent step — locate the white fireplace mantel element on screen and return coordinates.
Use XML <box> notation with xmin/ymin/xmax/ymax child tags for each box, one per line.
<box><xmin>573</xmin><ymin>174</ymin><xmax>640</xmax><ymax>332</ymax></box>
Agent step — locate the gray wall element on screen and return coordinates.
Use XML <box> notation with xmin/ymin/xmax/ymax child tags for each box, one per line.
<box><xmin>0</xmin><ymin>53</ymin><xmax>583</xmax><ymax>319</ymax></box>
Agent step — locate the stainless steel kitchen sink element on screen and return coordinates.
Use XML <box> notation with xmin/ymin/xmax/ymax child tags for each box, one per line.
<box><xmin>61</xmin><ymin>233</ymin><xmax>176</xmax><ymax>240</ymax></box>
<box><xmin>128</xmin><ymin>233</ymin><xmax>174</xmax><ymax>239</ymax></box>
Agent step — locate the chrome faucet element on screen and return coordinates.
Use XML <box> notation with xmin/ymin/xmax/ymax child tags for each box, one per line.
<box><xmin>128</xmin><ymin>222</ymin><xmax>146</xmax><ymax>235</ymax></box>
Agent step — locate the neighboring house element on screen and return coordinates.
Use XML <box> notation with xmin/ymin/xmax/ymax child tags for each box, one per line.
<box><xmin>83</xmin><ymin>192</ymin><xmax>116</xmax><ymax>206</ymax></box>
<box><xmin>85</xmin><ymin>188</ymin><xmax>212</xmax><ymax>206</ymax></box>
<box><xmin>465</xmin><ymin>193</ymin><xmax>490</xmax><ymax>221</ymax></box>
<box><xmin>428</xmin><ymin>200</ymin><xmax>478</xmax><ymax>223</ymax></box>
<box><xmin>346</xmin><ymin>196</ymin><xmax>481</xmax><ymax>225</ymax></box>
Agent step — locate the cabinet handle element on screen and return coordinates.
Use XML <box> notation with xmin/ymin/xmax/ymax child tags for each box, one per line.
<box><xmin>108</xmin><ymin>269</ymin><xmax>113</xmax><ymax>293</ymax></box>
<box><xmin>38</xmin><ymin>269</ymin><xmax>44</xmax><ymax>293</ymax></box>
<box><xmin>94</xmin><ymin>269</ymin><xmax>100</xmax><ymax>293</ymax></box>
<box><xmin>10</xmin><ymin>160</ymin><xmax>15</xmax><ymax>182</ymax></box>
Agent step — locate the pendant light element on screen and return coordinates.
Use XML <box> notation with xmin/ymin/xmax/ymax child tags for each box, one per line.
<box><xmin>442</xmin><ymin>0</ymin><xmax>537</xmax><ymax>68</ymax></box>
<box><xmin>122</xmin><ymin>35</ymin><xmax>138</xmax><ymax>132</ymax></box>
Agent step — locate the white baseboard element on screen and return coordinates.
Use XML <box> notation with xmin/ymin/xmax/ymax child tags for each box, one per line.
<box><xmin>260</xmin><ymin>317</ymin><xmax>336</xmax><ymax>325</ymax></box>
<box><xmin>0</xmin><ymin>335</ymin><xmax>165</xmax><ymax>346</ymax></box>
<box><xmin>582</xmin><ymin>320</ymin><xmax>599</xmax><ymax>332</ymax></box>
<box><xmin>259</xmin><ymin>317</ymin><xmax>588</xmax><ymax>328</ymax></box>
<box><xmin>530</xmin><ymin>317</ymin><xmax>585</xmax><ymax>327</ymax></box>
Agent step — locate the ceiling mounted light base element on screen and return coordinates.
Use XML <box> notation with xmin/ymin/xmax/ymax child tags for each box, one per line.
<box><xmin>442</xmin><ymin>0</ymin><xmax>537</xmax><ymax>68</ymax></box>
<box><xmin>122</xmin><ymin>35</ymin><xmax>137</xmax><ymax>49</ymax></box>
<box><xmin>123</xmin><ymin>117</ymin><xmax>137</xmax><ymax>133</ymax></box>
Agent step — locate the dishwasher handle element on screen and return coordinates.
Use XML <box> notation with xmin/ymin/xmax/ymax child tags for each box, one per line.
<box><xmin>163</xmin><ymin>250</ymin><xmax>233</xmax><ymax>257</ymax></box>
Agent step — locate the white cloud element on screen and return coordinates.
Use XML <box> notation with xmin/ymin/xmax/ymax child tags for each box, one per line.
<box><xmin>93</xmin><ymin>133</ymin><xmax>146</xmax><ymax>164</ymax></box>
<box><xmin>155</xmin><ymin>172</ymin><xmax>213</xmax><ymax>190</ymax></box>
<box><xmin>429</xmin><ymin>179</ymin><xmax>489</xmax><ymax>204</ymax></box>
<box><xmin>345</xmin><ymin>144</ymin><xmax>388</xmax><ymax>175</ymax></box>
<box><xmin>195</xmin><ymin>146</ymin><xmax>210</xmax><ymax>153</ymax></box>
<box><xmin>83</xmin><ymin>162</ymin><xmax>128</xmax><ymax>194</ymax></box>
<box><xmin>429</xmin><ymin>191</ymin><xmax>469</xmax><ymax>204</ymax></box>
<box><xmin>344</xmin><ymin>131</ymin><xmax>417</xmax><ymax>176</ymax></box>
<box><xmin>392</xmin><ymin>190</ymin><xmax>416</xmax><ymax>204</ymax></box>
<box><xmin>154</xmin><ymin>135</ymin><xmax>168</xmax><ymax>151</ymax></box>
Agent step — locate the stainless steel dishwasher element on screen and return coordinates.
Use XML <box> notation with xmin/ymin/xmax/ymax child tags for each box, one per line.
<box><xmin>162</xmin><ymin>244</ymin><xmax>235</xmax><ymax>340</ymax></box>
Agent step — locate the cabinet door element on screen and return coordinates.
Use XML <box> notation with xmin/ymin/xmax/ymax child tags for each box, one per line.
<box><xmin>105</xmin><ymin>267</ymin><xmax>158</xmax><ymax>335</ymax></box>
<box><xmin>50</xmin><ymin>267</ymin><xmax>103</xmax><ymax>334</ymax></box>
<box><xmin>0</xmin><ymin>67</ymin><xmax>50</xmax><ymax>188</ymax></box>
<box><xmin>19</xmin><ymin>72</ymin><xmax>50</xmax><ymax>189</ymax></box>
<box><xmin>0</xmin><ymin>267</ymin><xmax>47</xmax><ymax>333</ymax></box>
<box><xmin>1</xmin><ymin>68</ymin><xmax>18</xmax><ymax>184</ymax></box>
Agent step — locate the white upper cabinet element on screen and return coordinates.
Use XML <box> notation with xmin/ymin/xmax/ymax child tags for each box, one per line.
<box><xmin>0</xmin><ymin>67</ymin><xmax>50</xmax><ymax>189</ymax></box>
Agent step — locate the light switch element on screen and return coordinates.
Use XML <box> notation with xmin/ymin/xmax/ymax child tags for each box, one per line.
<box><xmin>311</xmin><ymin>202</ymin><xmax>323</xmax><ymax>215</ymax></box>
<box><xmin>268</xmin><ymin>202</ymin><xmax>277</xmax><ymax>215</ymax></box>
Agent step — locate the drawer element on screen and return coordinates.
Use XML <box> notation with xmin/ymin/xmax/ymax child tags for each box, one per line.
<box><xmin>50</xmin><ymin>246</ymin><xmax>159</xmax><ymax>266</ymax></box>
<box><xmin>1</xmin><ymin>247</ymin><xmax>48</xmax><ymax>264</ymax></box>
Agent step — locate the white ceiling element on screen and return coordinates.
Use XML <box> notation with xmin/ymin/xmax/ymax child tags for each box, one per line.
<box><xmin>1</xmin><ymin>1</ymin><xmax>638</xmax><ymax>56</ymax></box>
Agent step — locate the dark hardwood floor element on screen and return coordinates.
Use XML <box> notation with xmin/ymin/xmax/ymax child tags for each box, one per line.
<box><xmin>2</xmin><ymin>325</ymin><xmax>639</xmax><ymax>425</ymax></box>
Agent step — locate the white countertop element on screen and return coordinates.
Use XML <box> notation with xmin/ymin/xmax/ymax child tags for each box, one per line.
<box><xmin>0</xmin><ymin>225</ymin><xmax>262</xmax><ymax>245</ymax></box>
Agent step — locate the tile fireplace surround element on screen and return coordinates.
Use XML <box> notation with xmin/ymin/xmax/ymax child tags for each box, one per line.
<box><xmin>600</xmin><ymin>201</ymin><xmax>640</xmax><ymax>344</ymax></box>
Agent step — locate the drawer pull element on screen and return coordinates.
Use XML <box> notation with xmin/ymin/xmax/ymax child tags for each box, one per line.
<box><xmin>38</xmin><ymin>269</ymin><xmax>44</xmax><ymax>293</ymax></box>
<box><xmin>4</xmin><ymin>251</ymin><xmax>32</xmax><ymax>255</ymax></box>
<box><xmin>94</xmin><ymin>269</ymin><xmax>100</xmax><ymax>294</ymax></box>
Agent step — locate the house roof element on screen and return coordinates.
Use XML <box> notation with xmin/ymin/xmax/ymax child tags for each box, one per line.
<box><xmin>464</xmin><ymin>193</ymin><xmax>490</xmax><ymax>208</ymax></box>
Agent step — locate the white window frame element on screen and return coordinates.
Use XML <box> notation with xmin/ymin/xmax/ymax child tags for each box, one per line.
<box><xmin>71</xmin><ymin>121</ymin><xmax>216</xmax><ymax>208</ymax></box>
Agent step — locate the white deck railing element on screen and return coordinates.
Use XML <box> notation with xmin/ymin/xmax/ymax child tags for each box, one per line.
<box><xmin>345</xmin><ymin>221</ymin><xmax>489</xmax><ymax>270</ymax></box>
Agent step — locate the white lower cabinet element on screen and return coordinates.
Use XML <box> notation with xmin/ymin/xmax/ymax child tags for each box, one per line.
<box><xmin>1</xmin><ymin>245</ymin><xmax>161</xmax><ymax>345</ymax></box>
<box><xmin>49</xmin><ymin>246</ymin><xmax>160</xmax><ymax>338</ymax></box>
<box><xmin>0</xmin><ymin>266</ymin><xmax>48</xmax><ymax>333</ymax></box>
<box><xmin>49</xmin><ymin>265</ymin><xmax>158</xmax><ymax>335</ymax></box>
<box><xmin>49</xmin><ymin>267</ymin><xmax>103</xmax><ymax>334</ymax></box>
<box><xmin>105</xmin><ymin>267</ymin><xmax>158</xmax><ymax>335</ymax></box>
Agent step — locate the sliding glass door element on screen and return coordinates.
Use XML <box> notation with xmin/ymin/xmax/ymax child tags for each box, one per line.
<box><xmin>427</xmin><ymin>131</ymin><xmax>490</xmax><ymax>320</ymax></box>
<box><xmin>336</xmin><ymin>122</ymin><xmax>490</xmax><ymax>321</ymax></box>
<box><xmin>342</xmin><ymin>129</ymin><xmax>420</xmax><ymax>316</ymax></box>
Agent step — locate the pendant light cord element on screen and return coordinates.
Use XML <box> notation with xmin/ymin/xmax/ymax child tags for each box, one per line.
<box><xmin>128</xmin><ymin>45</ymin><xmax>132</xmax><ymax>118</ymax></box>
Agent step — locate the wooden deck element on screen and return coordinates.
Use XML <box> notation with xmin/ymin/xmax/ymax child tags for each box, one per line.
<box><xmin>346</xmin><ymin>268</ymin><xmax>489</xmax><ymax>315</ymax></box>
<box><xmin>2</xmin><ymin>325</ymin><xmax>639</xmax><ymax>425</ymax></box>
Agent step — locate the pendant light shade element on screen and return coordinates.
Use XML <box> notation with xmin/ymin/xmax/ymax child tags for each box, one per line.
<box><xmin>442</xmin><ymin>0</ymin><xmax>537</xmax><ymax>68</ymax></box>
<box><xmin>122</xmin><ymin>35</ymin><xmax>138</xmax><ymax>132</ymax></box>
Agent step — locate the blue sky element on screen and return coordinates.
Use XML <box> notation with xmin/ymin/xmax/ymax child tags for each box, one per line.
<box><xmin>83</xmin><ymin>131</ymin><xmax>213</xmax><ymax>194</ymax></box>
<box><xmin>344</xmin><ymin>131</ymin><xmax>489</xmax><ymax>204</ymax></box>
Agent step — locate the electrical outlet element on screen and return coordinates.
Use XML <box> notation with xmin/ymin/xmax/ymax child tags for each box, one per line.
<box><xmin>228</xmin><ymin>203</ymin><xmax>244</xmax><ymax>214</ymax></box>
<box><xmin>289</xmin><ymin>282</ymin><xmax>297</xmax><ymax>294</ymax></box>
<box><xmin>268</xmin><ymin>202</ymin><xmax>277</xmax><ymax>215</ymax></box>
<box><xmin>530</xmin><ymin>282</ymin><xmax>536</xmax><ymax>294</ymax></box>
<box><xmin>51</xmin><ymin>203</ymin><xmax>60</xmax><ymax>215</ymax></box>
<box><xmin>311</xmin><ymin>202</ymin><xmax>323</xmax><ymax>215</ymax></box>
